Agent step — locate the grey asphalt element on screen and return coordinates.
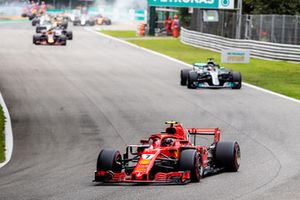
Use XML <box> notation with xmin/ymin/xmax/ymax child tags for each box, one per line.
<box><xmin>0</xmin><ymin>22</ymin><xmax>299</xmax><ymax>200</ymax></box>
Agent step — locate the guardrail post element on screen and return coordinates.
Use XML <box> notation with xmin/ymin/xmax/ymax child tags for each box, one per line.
<box><xmin>281</xmin><ymin>15</ymin><xmax>286</xmax><ymax>44</ymax></box>
<box><xmin>271</xmin><ymin>15</ymin><xmax>275</xmax><ymax>43</ymax></box>
<box><xmin>236</xmin><ymin>0</ymin><xmax>242</xmax><ymax>39</ymax></box>
<box><xmin>295</xmin><ymin>15</ymin><xmax>298</xmax><ymax>45</ymax></box>
<box><xmin>259</xmin><ymin>15</ymin><xmax>263</xmax><ymax>41</ymax></box>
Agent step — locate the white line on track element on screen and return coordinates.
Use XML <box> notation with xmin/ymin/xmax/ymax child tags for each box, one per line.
<box><xmin>0</xmin><ymin>92</ymin><xmax>13</xmax><ymax>168</ymax></box>
<box><xmin>86</xmin><ymin>27</ymin><xmax>300</xmax><ymax>104</ymax></box>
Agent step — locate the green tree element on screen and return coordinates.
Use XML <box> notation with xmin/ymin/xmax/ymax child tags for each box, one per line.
<box><xmin>243</xmin><ymin>0</ymin><xmax>300</xmax><ymax>15</ymax></box>
<box><xmin>178</xmin><ymin>8</ymin><xmax>191</xmax><ymax>27</ymax></box>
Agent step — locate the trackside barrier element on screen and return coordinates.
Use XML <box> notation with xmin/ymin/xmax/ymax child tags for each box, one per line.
<box><xmin>181</xmin><ymin>28</ymin><xmax>300</xmax><ymax>62</ymax></box>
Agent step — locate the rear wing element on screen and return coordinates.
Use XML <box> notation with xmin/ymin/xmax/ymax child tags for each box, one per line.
<box><xmin>187</xmin><ymin>128</ymin><xmax>220</xmax><ymax>144</ymax></box>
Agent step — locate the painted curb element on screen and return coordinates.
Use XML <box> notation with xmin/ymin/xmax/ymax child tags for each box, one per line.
<box><xmin>0</xmin><ymin>93</ymin><xmax>13</xmax><ymax>168</ymax></box>
<box><xmin>86</xmin><ymin>28</ymin><xmax>300</xmax><ymax>104</ymax></box>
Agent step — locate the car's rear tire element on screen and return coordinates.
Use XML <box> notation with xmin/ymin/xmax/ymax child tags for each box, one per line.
<box><xmin>29</xmin><ymin>15</ymin><xmax>35</xmax><ymax>21</ymax></box>
<box><xmin>215</xmin><ymin>141</ymin><xmax>241</xmax><ymax>172</ymax></box>
<box><xmin>179</xmin><ymin>149</ymin><xmax>202</xmax><ymax>182</ymax></box>
<box><xmin>62</xmin><ymin>22</ymin><xmax>68</xmax><ymax>29</ymax></box>
<box><xmin>180</xmin><ymin>69</ymin><xmax>191</xmax><ymax>86</ymax></box>
<box><xmin>231</xmin><ymin>72</ymin><xmax>242</xmax><ymax>89</ymax></box>
<box><xmin>187</xmin><ymin>71</ymin><xmax>197</xmax><ymax>89</ymax></box>
<box><xmin>97</xmin><ymin>149</ymin><xmax>122</xmax><ymax>172</ymax></box>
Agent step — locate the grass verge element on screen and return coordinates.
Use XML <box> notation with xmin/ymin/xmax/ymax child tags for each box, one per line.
<box><xmin>0</xmin><ymin>105</ymin><xmax>5</xmax><ymax>163</ymax></box>
<box><xmin>100</xmin><ymin>31</ymin><xmax>300</xmax><ymax>100</ymax></box>
<box><xmin>100</xmin><ymin>30</ymin><xmax>137</xmax><ymax>38</ymax></box>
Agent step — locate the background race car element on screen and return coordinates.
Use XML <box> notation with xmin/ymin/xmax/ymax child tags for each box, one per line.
<box><xmin>181</xmin><ymin>59</ymin><xmax>242</xmax><ymax>89</ymax></box>
<box><xmin>73</xmin><ymin>15</ymin><xmax>95</xmax><ymax>26</ymax></box>
<box><xmin>94</xmin><ymin>14</ymin><xmax>112</xmax><ymax>25</ymax></box>
<box><xmin>94</xmin><ymin>121</ymin><xmax>240</xmax><ymax>184</ymax></box>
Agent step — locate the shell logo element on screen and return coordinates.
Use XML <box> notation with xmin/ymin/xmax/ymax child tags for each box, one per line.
<box><xmin>221</xmin><ymin>0</ymin><xmax>230</xmax><ymax>7</ymax></box>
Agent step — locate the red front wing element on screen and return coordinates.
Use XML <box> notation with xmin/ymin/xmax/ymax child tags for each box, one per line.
<box><xmin>95</xmin><ymin>170</ymin><xmax>191</xmax><ymax>184</ymax></box>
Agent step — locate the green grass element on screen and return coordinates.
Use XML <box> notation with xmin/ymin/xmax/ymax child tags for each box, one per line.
<box><xmin>129</xmin><ymin>39</ymin><xmax>300</xmax><ymax>100</ymax></box>
<box><xmin>0</xmin><ymin>19</ymin><xmax>28</xmax><ymax>23</ymax></box>
<box><xmin>0</xmin><ymin>105</ymin><xmax>5</xmax><ymax>163</ymax></box>
<box><xmin>100</xmin><ymin>30</ymin><xmax>137</xmax><ymax>38</ymax></box>
<box><xmin>100</xmin><ymin>31</ymin><xmax>300</xmax><ymax>100</ymax></box>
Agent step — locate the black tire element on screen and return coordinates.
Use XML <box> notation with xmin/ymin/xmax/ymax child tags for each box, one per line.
<box><xmin>187</xmin><ymin>71</ymin><xmax>197</xmax><ymax>89</ymax></box>
<box><xmin>29</xmin><ymin>15</ymin><xmax>34</xmax><ymax>21</ymax></box>
<box><xmin>61</xmin><ymin>39</ymin><xmax>67</xmax><ymax>46</ymax></box>
<box><xmin>180</xmin><ymin>69</ymin><xmax>191</xmax><ymax>86</ymax></box>
<box><xmin>32</xmin><ymin>20</ymin><xmax>36</xmax><ymax>26</ymax></box>
<box><xmin>231</xmin><ymin>72</ymin><xmax>242</xmax><ymax>89</ymax></box>
<box><xmin>66</xmin><ymin>31</ymin><xmax>73</xmax><ymax>40</ymax></box>
<box><xmin>36</xmin><ymin>27</ymin><xmax>40</xmax><ymax>33</ymax></box>
<box><xmin>96</xmin><ymin>149</ymin><xmax>122</xmax><ymax>172</ymax></box>
<box><xmin>59</xmin><ymin>36</ymin><xmax>67</xmax><ymax>46</ymax></box>
<box><xmin>105</xmin><ymin>19</ymin><xmax>111</xmax><ymax>25</ymax></box>
<box><xmin>215</xmin><ymin>141</ymin><xmax>241</xmax><ymax>172</ymax></box>
<box><xmin>62</xmin><ymin>22</ymin><xmax>68</xmax><ymax>29</ymax></box>
<box><xmin>89</xmin><ymin>21</ymin><xmax>95</xmax><ymax>26</ymax></box>
<box><xmin>33</xmin><ymin>35</ymin><xmax>39</xmax><ymax>45</ymax></box>
<box><xmin>179</xmin><ymin>149</ymin><xmax>202</xmax><ymax>182</ymax></box>
<box><xmin>73</xmin><ymin>20</ymin><xmax>80</xmax><ymax>26</ymax></box>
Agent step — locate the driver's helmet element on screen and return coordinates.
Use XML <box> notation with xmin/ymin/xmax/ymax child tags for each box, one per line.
<box><xmin>207</xmin><ymin>61</ymin><xmax>215</xmax><ymax>66</ymax></box>
<box><xmin>207</xmin><ymin>64</ymin><xmax>215</xmax><ymax>71</ymax></box>
<box><xmin>162</xmin><ymin>138</ymin><xmax>175</xmax><ymax>146</ymax></box>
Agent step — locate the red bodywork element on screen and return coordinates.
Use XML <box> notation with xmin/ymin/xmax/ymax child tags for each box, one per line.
<box><xmin>95</xmin><ymin>122</ymin><xmax>221</xmax><ymax>184</ymax></box>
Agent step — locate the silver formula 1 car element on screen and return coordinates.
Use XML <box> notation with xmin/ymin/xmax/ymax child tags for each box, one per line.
<box><xmin>181</xmin><ymin>59</ymin><xmax>242</xmax><ymax>89</ymax></box>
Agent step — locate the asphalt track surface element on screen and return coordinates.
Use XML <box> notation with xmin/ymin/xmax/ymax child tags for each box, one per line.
<box><xmin>0</xmin><ymin>22</ymin><xmax>299</xmax><ymax>200</ymax></box>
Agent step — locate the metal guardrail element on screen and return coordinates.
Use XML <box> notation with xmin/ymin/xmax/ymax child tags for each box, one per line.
<box><xmin>181</xmin><ymin>28</ymin><xmax>300</xmax><ymax>62</ymax></box>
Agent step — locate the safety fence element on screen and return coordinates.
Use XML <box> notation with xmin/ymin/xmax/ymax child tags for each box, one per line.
<box><xmin>191</xmin><ymin>10</ymin><xmax>300</xmax><ymax>45</ymax></box>
<box><xmin>181</xmin><ymin>28</ymin><xmax>300</xmax><ymax>62</ymax></box>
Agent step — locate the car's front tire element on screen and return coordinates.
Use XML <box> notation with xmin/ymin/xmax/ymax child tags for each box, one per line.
<box><xmin>66</xmin><ymin>31</ymin><xmax>73</xmax><ymax>40</ymax></box>
<box><xmin>33</xmin><ymin>35</ymin><xmax>39</xmax><ymax>45</ymax></box>
<box><xmin>187</xmin><ymin>71</ymin><xmax>198</xmax><ymax>89</ymax></box>
<box><xmin>231</xmin><ymin>72</ymin><xmax>242</xmax><ymax>89</ymax></box>
<box><xmin>97</xmin><ymin>149</ymin><xmax>122</xmax><ymax>172</ymax></box>
<box><xmin>89</xmin><ymin>21</ymin><xmax>95</xmax><ymax>26</ymax></box>
<box><xmin>179</xmin><ymin>149</ymin><xmax>203</xmax><ymax>182</ymax></box>
<box><xmin>180</xmin><ymin>69</ymin><xmax>191</xmax><ymax>86</ymax></box>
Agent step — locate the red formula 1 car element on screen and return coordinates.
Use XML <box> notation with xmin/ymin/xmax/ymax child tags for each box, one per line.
<box><xmin>94</xmin><ymin>121</ymin><xmax>241</xmax><ymax>184</ymax></box>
